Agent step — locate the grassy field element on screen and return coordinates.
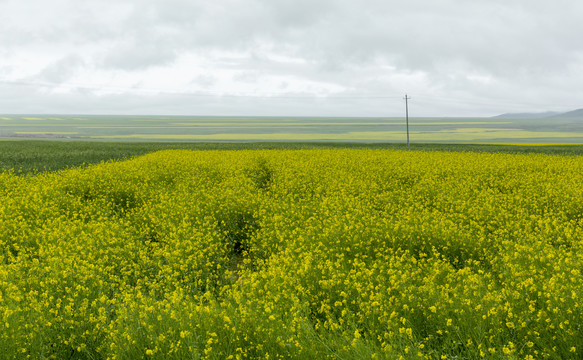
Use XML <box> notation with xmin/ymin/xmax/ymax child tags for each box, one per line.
<box><xmin>3</xmin><ymin>140</ymin><xmax>583</xmax><ymax>173</ymax></box>
<box><xmin>2</xmin><ymin>114</ymin><xmax>583</xmax><ymax>143</ymax></box>
<box><xmin>2</xmin><ymin>148</ymin><xmax>583</xmax><ymax>359</ymax></box>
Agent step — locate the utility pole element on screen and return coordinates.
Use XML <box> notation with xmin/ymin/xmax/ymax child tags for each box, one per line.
<box><xmin>404</xmin><ymin>94</ymin><xmax>411</xmax><ymax>148</ymax></box>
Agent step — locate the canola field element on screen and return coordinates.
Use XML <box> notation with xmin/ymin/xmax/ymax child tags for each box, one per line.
<box><xmin>1</xmin><ymin>149</ymin><xmax>583</xmax><ymax>359</ymax></box>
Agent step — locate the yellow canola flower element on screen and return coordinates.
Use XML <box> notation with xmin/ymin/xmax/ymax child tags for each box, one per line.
<box><xmin>1</xmin><ymin>148</ymin><xmax>583</xmax><ymax>359</ymax></box>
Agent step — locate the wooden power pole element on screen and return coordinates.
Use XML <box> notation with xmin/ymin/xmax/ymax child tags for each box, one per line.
<box><xmin>404</xmin><ymin>94</ymin><xmax>411</xmax><ymax>147</ymax></box>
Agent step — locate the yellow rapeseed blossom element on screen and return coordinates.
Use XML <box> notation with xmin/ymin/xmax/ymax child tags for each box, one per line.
<box><xmin>1</xmin><ymin>149</ymin><xmax>583</xmax><ymax>359</ymax></box>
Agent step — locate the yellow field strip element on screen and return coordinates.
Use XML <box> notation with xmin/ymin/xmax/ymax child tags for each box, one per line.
<box><xmin>78</xmin><ymin>126</ymin><xmax>315</xmax><ymax>129</ymax></box>
<box><xmin>0</xmin><ymin>124</ymin><xmax>76</xmax><ymax>127</ymax></box>
<box><xmin>77</xmin><ymin>122</ymin><xmax>513</xmax><ymax>129</ymax></box>
<box><xmin>462</xmin><ymin>142</ymin><xmax>583</xmax><ymax>146</ymax></box>
<box><xmin>14</xmin><ymin>132</ymin><xmax>78</xmax><ymax>135</ymax></box>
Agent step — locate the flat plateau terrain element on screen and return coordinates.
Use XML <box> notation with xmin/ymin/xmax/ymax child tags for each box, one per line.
<box><xmin>2</xmin><ymin>114</ymin><xmax>583</xmax><ymax>142</ymax></box>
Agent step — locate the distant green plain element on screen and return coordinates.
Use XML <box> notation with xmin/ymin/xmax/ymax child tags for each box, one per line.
<box><xmin>2</xmin><ymin>114</ymin><xmax>583</xmax><ymax>143</ymax></box>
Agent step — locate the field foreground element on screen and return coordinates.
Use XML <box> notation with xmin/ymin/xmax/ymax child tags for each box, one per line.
<box><xmin>1</xmin><ymin>149</ymin><xmax>583</xmax><ymax>359</ymax></box>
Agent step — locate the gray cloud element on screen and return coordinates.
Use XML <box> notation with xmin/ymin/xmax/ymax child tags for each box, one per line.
<box><xmin>35</xmin><ymin>55</ymin><xmax>86</xmax><ymax>83</ymax></box>
<box><xmin>191</xmin><ymin>74</ymin><xmax>218</xmax><ymax>88</ymax></box>
<box><xmin>101</xmin><ymin>34</ymin><xmax>179</xmax><ymax>70</ymax></box>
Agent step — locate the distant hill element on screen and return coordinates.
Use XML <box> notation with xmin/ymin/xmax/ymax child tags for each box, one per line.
<box><xmin>550</xmin><ymin>108</ymin><xmax>583</xmax><ymax>118</ymax></box>
<box><xmin>494</xmin><ymin>109</ymin><xmax>583</xmax><ymax>119</ymax></box>
<box><xmin>493</xmin><ymin>111</ymin><xmax>560</xmax><ymax>119</ymax></box>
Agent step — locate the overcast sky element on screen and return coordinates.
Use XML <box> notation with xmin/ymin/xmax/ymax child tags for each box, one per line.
<box><xmin>1</xmin><ymin>0</ymin><xmax>582</xmax><ymax>117</ymax></box>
